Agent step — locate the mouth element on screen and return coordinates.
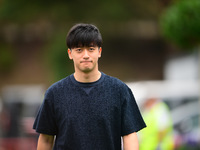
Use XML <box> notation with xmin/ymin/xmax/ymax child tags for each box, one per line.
<box><xmin>80</xmin><ymin>61</ymin><xmax>92</xmax><ymax>63</ymax></box>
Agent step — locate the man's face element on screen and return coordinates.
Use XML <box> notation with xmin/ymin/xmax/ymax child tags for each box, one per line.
<box><xmin>68</xmin><ymin>46</ymin><xmax>102</xmax><ymax>73</ymax></box>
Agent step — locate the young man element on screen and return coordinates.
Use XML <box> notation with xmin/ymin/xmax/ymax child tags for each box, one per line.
<box><xmin>33</xmin><ymin>23</ymin><xmax>146</xmax><ymax>150</ymax></box>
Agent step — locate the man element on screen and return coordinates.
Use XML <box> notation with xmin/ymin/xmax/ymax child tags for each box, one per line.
<box><xmin>33</xmin><ymin>23</ymin><xmax>146</xmax><ymax>150</ymax></box>
<box><xmin>139</xmin><ymin>98</ymin><xmax>174</xmax><ymax>150</ymax></box>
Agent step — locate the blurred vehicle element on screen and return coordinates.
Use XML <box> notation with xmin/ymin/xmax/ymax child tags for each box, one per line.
<box><xmin>0</xmin><ymin>85</ymin><xmax>44</xmax><ymax>150</ymax></box>
<box><xmin>127</xmin><ymin>80</ymin><xmax>200</xmax><ymax>150</ymax></box>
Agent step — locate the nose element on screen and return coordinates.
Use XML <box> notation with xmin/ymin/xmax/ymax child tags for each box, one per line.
<box><xmin>83</xmin><ymin>49</ymin><xmax>89</xmax><ymax>58</ymax></box>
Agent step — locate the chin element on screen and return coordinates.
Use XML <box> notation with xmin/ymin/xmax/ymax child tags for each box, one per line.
<box><xmin>81</xmin><ymin>67</ymin><xmax>94</xmax><ymax>73</ymax></box>
<box><xmin>82</xmin><ymin>69</ymin><xmax>92</xmax><ymax>73</ymax></box>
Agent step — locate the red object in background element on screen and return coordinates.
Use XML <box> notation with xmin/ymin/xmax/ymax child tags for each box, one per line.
<box><xmin>0</xmin><ymin>137</ymin><xmax>37</xmax><ymax>150</ymax></box>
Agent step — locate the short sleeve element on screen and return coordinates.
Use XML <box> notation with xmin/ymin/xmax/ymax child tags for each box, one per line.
<box><xmin>121</xmin><ymin>86</ymin><xmax>146</xmax><ymax>136</ymax></box>
<box><xmin>33</xmin><ymin>88</ymin><xmax>57</xmax><ymax>135</ymax></box>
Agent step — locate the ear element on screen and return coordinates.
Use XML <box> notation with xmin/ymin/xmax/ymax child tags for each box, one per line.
<box><xmin>68</xmin><ymin>49</ymin><xmax>73</xmax><ymax>60</ymax></box>
<box><xmin>98</xmin><ymin>47</ymin><xmax>102</xmax><ymax>58</ymax></box>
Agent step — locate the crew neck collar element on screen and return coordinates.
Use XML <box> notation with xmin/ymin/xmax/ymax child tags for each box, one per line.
<box><xmin>70</xmin><ymin>72</ymin><xmax>105</xmax><ymax>87</ymax></box>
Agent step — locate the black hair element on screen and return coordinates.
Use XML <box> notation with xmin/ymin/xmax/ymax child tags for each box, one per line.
<box><xmin>66</xmin><ymin>23</ymin><xmax>102</xmax><ymax>49</ymax></box>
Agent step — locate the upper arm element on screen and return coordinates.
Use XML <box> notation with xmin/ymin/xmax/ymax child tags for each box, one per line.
<box><xmin>123</xmin><ymin>132</ymin><xmax>139</xmax><ymax>150</ymax></box>
<box><xmin>33</xmin><ymin>88</ymin><xmax>58</xmax><ymax>135</ymax></box>
<box><xmin>121</xmin><ymin>86</ymin><xmax>146</xmax><ymax>135</ymax></box>
<box><xmin>37</xmin><ymin>134</ymin><xmax>55</xmax><ymax>150</ymax></box>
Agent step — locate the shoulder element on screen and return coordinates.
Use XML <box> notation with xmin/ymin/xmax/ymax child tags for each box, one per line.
<box><xmin>103</xmin><ymin>73</ymin><xmax>131</xmax><ymax>91</ymax></box>
<box><xmin>46</xmin><ymin>75</ymin><xmax>71</xmax><ymax>94</ymax></box>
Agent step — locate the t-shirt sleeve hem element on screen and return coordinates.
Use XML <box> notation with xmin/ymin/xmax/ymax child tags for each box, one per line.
<box><xmin>121</xmin><ymin>125</ymin><xmax>146</xmax><ymax>136</ymax></box>
<box><xmin>33</xmin><ymin>128</ymin><xmax>57</xmax><ymax>136</ymax></box>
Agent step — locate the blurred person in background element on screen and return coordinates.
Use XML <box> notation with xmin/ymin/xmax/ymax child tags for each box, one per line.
<box><xmin>139</xmin><ymin>97</ymin><xmax>174</xmax><ymax>150</ymax></box>
<box><xmin>33</xmin><ymin>23</ymin><xmax>146</xmax><ymax>150</ymax></box>
<box><xmin>0</xmin><ymin>100</ymin><xmax>10</xmax><ymax>137</ymax></box>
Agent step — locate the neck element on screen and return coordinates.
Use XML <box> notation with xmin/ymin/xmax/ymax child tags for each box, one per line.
<box><xmin>74</xmin><ymin>70</ymin><xmax>101</xmax><ymax>83</ymax></box>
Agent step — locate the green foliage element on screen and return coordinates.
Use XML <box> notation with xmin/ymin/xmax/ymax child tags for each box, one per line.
<box><xmin>0</xmin><ymin>46</ymin><xmax>15</xmax><ymax>73</ymax></box>
<box><xmin>0</xmin><ymin>0</ymin><xmax>133</xmax><ymax>23</ymax></box>
<box><xmin>0</xmin><ymin>0</ymin><xmax>71</xmax><ymax>22</ymax></box>
<box><xmin>160</xmin><ymin>0</ymin><xmax>200</xmax><ymax>49</ymax></box>
<box><xmin>45</xmin><ymin>31</ymin><xmax>73</xmax><ymax>81</ymax></box>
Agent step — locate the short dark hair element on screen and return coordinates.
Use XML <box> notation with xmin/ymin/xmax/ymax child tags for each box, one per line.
<box><xmin>66</xmin><ymin>23</ymin><xmax>102</xmax><ymax>49</ymax></box>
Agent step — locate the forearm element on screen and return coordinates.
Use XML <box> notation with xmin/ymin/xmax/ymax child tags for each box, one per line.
<box><xmin>37</xmin><ymin>134</ymin><xmax>55</xmax><ymax>150</ymax></box>
<box><xmin>123</xmin><ymin>132</ymin><xmax>139</xmax><ymax>150</ymax></box>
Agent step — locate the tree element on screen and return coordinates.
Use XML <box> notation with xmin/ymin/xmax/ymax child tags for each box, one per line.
<box><xmin>160</xmin><ymin>0</ymin><xmax>200</xmax><ymax>49</ymax></box>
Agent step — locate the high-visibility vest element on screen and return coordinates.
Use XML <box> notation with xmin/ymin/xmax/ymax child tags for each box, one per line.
<box><xmin>139</xmin><ymin>101</ymin><xmax>174</xmax><ymax>150</ymax></box>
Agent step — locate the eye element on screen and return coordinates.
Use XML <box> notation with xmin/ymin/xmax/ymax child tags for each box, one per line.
<box><xmin>89</xmin><ymin>47</ymin><xmax>95</xmax><ymax>51</ymax></box>
<box><xmin>76</xmin><ymin>48</ymin><xmax>82</xmax><ymax>53</ymax></box>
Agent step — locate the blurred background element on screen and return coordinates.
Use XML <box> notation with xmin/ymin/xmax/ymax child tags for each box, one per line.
<box><xmin>0</xmin><ymin>0</ymin><xmax>199</xmax><ymax>149</ymax></box>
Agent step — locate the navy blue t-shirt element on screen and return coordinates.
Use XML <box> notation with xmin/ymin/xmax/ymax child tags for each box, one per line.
<box><xmin>33</xmin><ymin>73</ymin><xmax>146</xmax><ymax>150</ymax></box>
